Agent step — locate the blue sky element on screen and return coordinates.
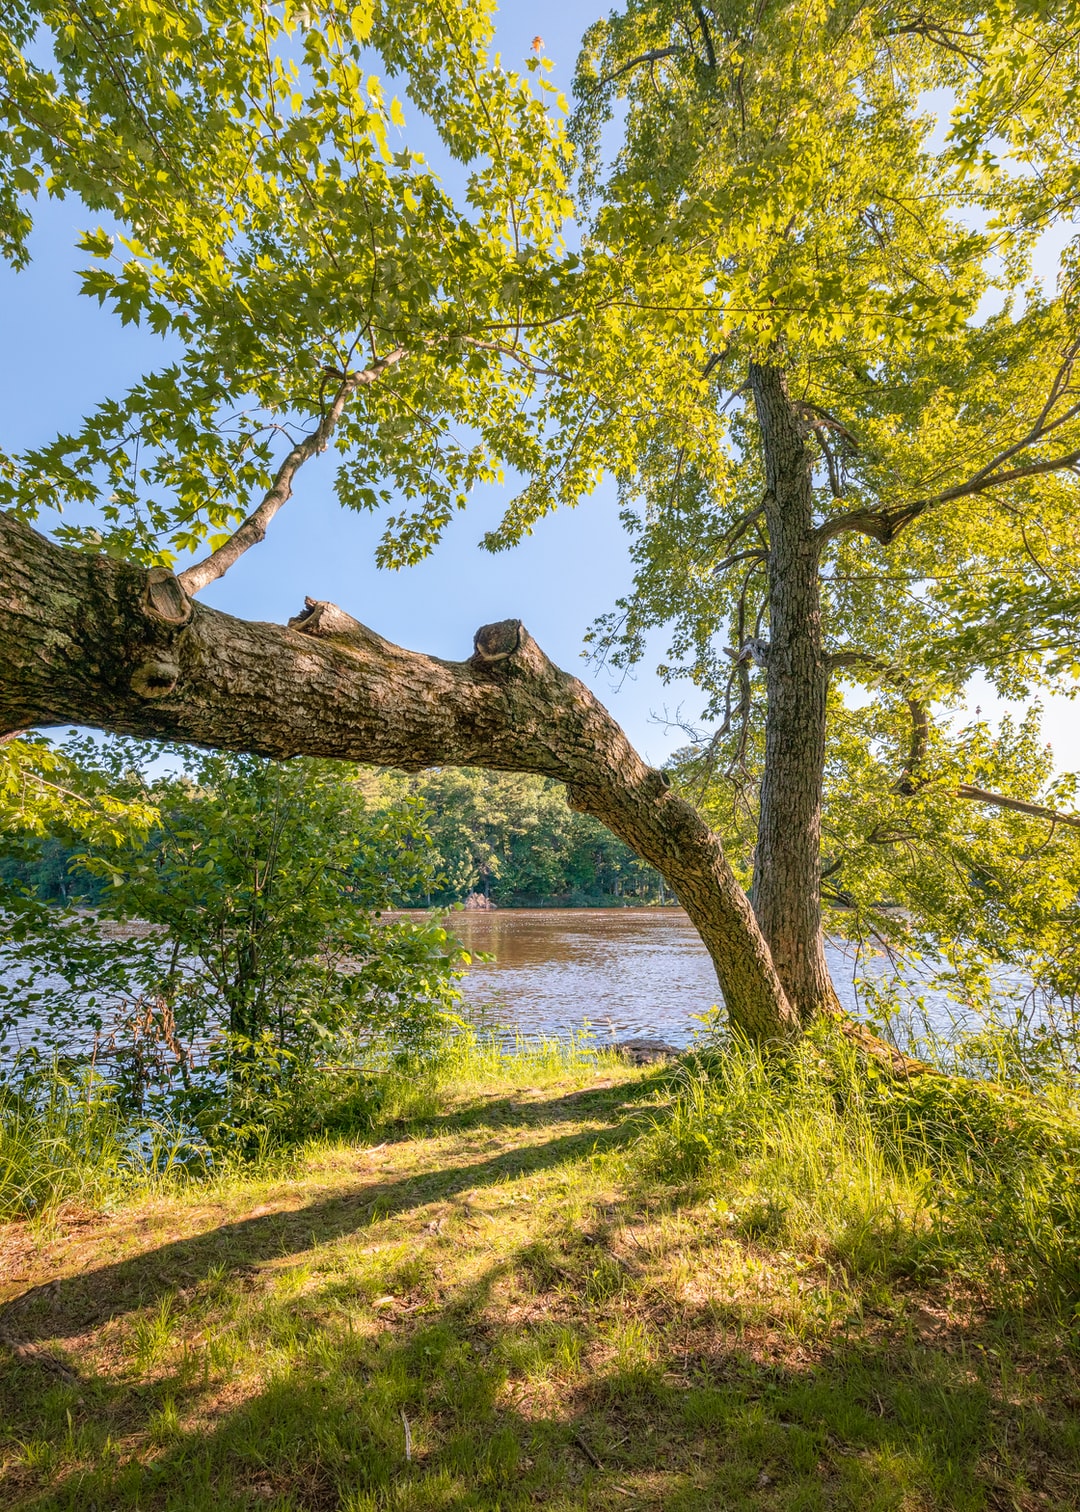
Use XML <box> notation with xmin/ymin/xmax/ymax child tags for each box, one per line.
<box><xmin>2</xmin><ymin>0</ymin><xmax>1078</xmax><ymax>772</ymax></box>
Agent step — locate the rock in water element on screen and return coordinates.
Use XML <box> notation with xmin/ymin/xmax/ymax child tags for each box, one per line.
<box><xmin>613</xmin><ymin>1038</ymin><xmax>679</xmax><ymax>1065</ymax></box>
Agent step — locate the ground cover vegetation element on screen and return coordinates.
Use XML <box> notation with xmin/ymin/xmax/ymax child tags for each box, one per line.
<box><xmin>3</xmin><ymin>0</ymin><xmax>1080</xmax><ymax>1040</ymax></box>
<box><xmin>3</xmin><ymin>1039</ymin><xmax>1080</xmax><ymax>1510</ymax></box>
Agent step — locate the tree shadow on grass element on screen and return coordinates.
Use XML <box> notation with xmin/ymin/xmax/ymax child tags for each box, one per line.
<box><xmin>5</xmin><ymin>1251</ymin><xmax>1080</xmax><ymax>1511</ymax></box>
<box><xmin>0</xmin><ymin>1086</ymin><xmax>656</xmax><ymax>1351</ymax></box>
<box><xmin>4</xmin><ymin>1075</ymin><xmax>1080</xmax><ymax>1509</ymax></box>
<box><xmin>396</xmin><ymin>1069</ymin><xmax>676</xmax><ymax>1138</ymax></box>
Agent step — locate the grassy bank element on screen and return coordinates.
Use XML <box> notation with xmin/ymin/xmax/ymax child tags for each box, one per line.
<box><xmin>2</xmin><ymin>1037</ymin><xmax>1080</xmax><ymax>1510</ymax></box>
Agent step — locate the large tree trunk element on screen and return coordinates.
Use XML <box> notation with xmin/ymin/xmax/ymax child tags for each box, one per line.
<box><xmin>0</xmin><ymin>510</ymin><xmax>800</xmax><ymax>1042</ymax></box>
<box><xmin>749</xmin><ymin>363</ymin><xmax>841</xmax><ymax>1020</ymax></box>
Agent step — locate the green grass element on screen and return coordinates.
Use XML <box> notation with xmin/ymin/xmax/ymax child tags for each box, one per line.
<box><xmin>640</xmin><ymin>1032</ymin><xmax>1080</xmax><ymax>1314</ymax></box>
<box><xmin>0</xmin><ymin>1069</ymin><xmax>207</xmax><ymax>1223</ymax></box>
<box><xmin>2</xmin><ymin>1034</ymin><xmax>1080</xmax><ymax>1509</ymax></box>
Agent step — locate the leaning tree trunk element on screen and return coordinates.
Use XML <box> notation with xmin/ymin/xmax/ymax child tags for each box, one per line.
<box><xmin>0</xmin><ymin>509</ymin><xmax>801</xmax><ymax>1042</ymax></box>
<box><xmin>749</xmin><ymin>363</ymin><xmax>842</xmax><ymax>1020</ymax></box>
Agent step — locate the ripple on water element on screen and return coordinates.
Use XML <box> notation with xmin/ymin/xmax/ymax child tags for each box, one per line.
<box><xmin>425</xmin><ymin>907</ymin><xmax>888</xmax><ymax>1047</ymax></box>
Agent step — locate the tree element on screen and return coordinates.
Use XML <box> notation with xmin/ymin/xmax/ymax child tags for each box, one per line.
<box><xmin>366</xmin><ymin>767</ymin><xmax>662</xmax><ymax>903</ymax></box>
<box><xmin>570</xmin><ymin>0</ymin><xmax>1080</xmax><ymax>1020</ymax></box>
<box><xmin>0</xmin><ymin>0</ymin><xmax>800</xmax><ymax>1042</ymax></box>
<box><xmin>2</xmin><ymin>1</ymin><xmax>1079</xmax><ymax>1046</ymax></box>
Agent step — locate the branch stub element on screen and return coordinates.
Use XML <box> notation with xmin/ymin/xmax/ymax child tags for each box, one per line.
<box><xmin>473</xmin><ymin>619</ymin><xmax>523</xmax><ymax>664</ymax></box>
<box><xmin>143</xmin><ymin>570</ymin><xmax>192</xmax><ymax>627</ymax></box>
<box><xmin>131</xmin><ymin>659</ymin><xmax>180</xmax><ymax>699</ymax></box>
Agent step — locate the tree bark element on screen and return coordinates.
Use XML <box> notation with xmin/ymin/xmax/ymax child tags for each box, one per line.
<box><xmin>749</xmin><ymin>363</ymin><xmax>842</xmax><ymax>1020</ymax></box>
<box><xmin>0</xmin><ymin>509</ymin><xmax>800</xmax><ymax>1042</ymax></box>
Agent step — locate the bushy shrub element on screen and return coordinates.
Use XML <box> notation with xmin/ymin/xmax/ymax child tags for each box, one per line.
<box><xmin>0</xmin><ymin>741</ymin><xmax>465</xmax><ymax>1151</ymax></box>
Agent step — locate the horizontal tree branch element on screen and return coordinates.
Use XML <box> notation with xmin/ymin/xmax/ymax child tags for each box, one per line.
<box><xmin>816</xmin><ymin>343</ymin><xmax>1080</xmax><ymax>548</ymax></box>
<box><xmin>815</xmin><ymin>447</ymin><xmax>1080</xmax><ymax>546</ymax></box>
<box><xmin>955</xmin><ymin>784</ymin><xmax>1080</xmax><ymax>829</ymax></box>
<box><xmin>1</xmin><ymin>509</ymin><xmax>802</xmax><ymax>1042</ymax></box>
<box><xmin>602</xmin><ymin>45</ymin><xmax>685</xmax><ymax>83</ymax></box>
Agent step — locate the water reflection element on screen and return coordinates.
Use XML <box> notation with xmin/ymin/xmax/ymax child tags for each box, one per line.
<box><xmin>432</xmin><ymin>907</ymin><xmax>867</xmax><ymax>1046</ymax></box>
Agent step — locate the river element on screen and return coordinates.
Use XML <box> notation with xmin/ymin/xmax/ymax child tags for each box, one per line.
<box><xmin>1</xmin><ymin>906</ymin><xmax>1002</xmax><ymax>1062</ymax></box>
<box><xmin>439</xmin><ymin>907</ymin><xmax>895</xmax><ymax>1047</ymax></box>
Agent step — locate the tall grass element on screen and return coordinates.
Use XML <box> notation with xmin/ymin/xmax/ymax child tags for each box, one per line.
<box><xmin>639</xmin><ymin>1028</ymin><xmax>1080</xmax><ymax>1314</ymax></box>
<box><xmin>376</xmin><ymin>1023</ymin><xmax>623</xmax><ymax>1122</ymax></box>
<box><xmin>0</xmin><ymin>1027</ymin><xmax>617</xmax><ymax>1220</ymax></box>
<box><xmin>0</xmin><ymin>1064</ymin><xmax>207</xmax><ymax>1220</ymax></box>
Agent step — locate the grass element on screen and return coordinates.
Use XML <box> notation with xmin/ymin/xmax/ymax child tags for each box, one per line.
<box><xmin>2</xmin><ymin>1033</ymin><xmax>1080</xmax><ymax>1509</ymax></box>
<box><xmin>0</xmin><ymin>1068</ymin><xmax>207</xmax><ymax>1221</ymax></box>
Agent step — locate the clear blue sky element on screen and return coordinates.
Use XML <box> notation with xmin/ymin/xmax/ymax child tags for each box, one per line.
<box><xmin>2</xmin><ymin>0</ymin><xmax>1077</xmax><ymax>771</ymax></box>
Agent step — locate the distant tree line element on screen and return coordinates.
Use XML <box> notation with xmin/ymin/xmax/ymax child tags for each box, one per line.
<box><xmin>1</xmin><ymin>761</ymin><xmax>664</xmax><ymax>910</ymax></box>
<box><xmin>364</xmin><ymin>769</ymin><xmax>664</xmax><ymax>907</ymax></box>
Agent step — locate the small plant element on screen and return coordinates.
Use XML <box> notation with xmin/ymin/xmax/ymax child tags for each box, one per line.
<box><xmin>146</xmin><ymin>1395</ymin><xmax>181</xmax><ymax>1446</ymax></box>
<box><xmin>131</xmin><ymin>1295</ymin><xmax>177</xmax><ymax>1374</ymax></box>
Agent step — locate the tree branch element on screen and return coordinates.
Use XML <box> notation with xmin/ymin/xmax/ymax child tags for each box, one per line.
<box><xmin>712</xmin><ymin>547</ymin><xmax>767</xmax><ymax>578</ymax></box>
<box><xmin>955</xmin><ymin>784</ymin><xmax>1080</xmax><ymax>829</ymax></box>
<box><xmin>1</xmin><ymin>509</ymin><xmax>801</xmax><ymax>1042</ymax></box>
<box><xmin>602</xmin><ymin>46</ymin><xmax>685</xmax><ymax>84</ymax></box>
<box><xmin>829</xmin><ymin>651</ymin><xmax>1080</xmax><ymax>826</ymax></box>
<box><xmin>816</xmin><ymin>343</ymin><xmax>1080</xmax><ymax>547</ymax></box>
<box><xmin>815</xmin><ymin>447</ymin><xmax>1080</xmax><ymax>546</ymax></box>
<box><xmin>176</xmin><ymin>348</ymin><xmax>406</xmax><ymax>596</ymax></box>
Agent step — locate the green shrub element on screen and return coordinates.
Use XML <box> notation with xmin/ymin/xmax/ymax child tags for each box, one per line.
<box><xmin>1</xmin><ymin>742</ymin><xmax>464</xmax><ymax>1151</ymax></box>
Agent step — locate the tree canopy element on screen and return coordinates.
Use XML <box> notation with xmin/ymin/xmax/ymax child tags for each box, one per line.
<box><xmin>2</xmin><ymin>0</ymin><xmax>1080</xmax><ymax>1046</ymax></box>
<box><xmin>567</xmin><ymin>0</ymin><xmax>1080</xmax><ymax>1016</ymax></box>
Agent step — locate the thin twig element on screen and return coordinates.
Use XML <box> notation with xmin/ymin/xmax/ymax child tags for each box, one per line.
<box><xmin>572</xmin><ymin>1429</ymin><xmax>603</xmax><ymax>1470</ymax></box>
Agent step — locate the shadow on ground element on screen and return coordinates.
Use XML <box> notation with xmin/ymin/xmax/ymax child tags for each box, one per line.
<box><xmin>1</xmin><ymin>1081</ymin><xmax>657</xmax><ymax>1348</ymax></box>
<box><xmin>2</xmin><ymin>1079</ymin><xmax>1079</xmax><ymax>1511</ymax></box>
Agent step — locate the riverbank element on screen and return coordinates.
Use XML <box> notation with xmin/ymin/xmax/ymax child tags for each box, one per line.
<box><xmin>3</xmin><ymin>1044</ymin><xmax>1080</xmax><ymax>1510</ymax></box>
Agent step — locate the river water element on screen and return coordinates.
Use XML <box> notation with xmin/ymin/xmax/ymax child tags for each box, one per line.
<box><xmin>440</xmin><ymin>907</ymin><xmax>887</xmax><ymax>1047</ymax></box>
<box><xmin>2</xmin><ymin>906</ymin><xmax>995</xmax><ymax>1060</ymax></box>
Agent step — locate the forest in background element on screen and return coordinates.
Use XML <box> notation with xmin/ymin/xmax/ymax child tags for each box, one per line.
<box><xmin>1</xmin><ymin>762</ymin><xmax>665</xmax><ymax>910</ymax></box>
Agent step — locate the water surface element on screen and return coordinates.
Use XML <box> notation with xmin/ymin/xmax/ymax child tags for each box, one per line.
<box><xmin>440</xmin><ymin>907</ymin><xmax>870</xmax><ymax>1047</ymax></box>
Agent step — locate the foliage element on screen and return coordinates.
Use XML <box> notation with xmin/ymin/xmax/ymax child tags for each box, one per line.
<box><xmin>0</xmin><ymin>740</ymin><xmax>464</xmax><ymax>1146</ymax></box>
<box><xmin>572</xmin><ymin>0</ymin><xmax>1080</xmax><ymax>706</ymax></box>
<box><xmin>3</xmin><ymin>761</ymin><xmax>663</xmax><ymax>908</ymax></box>
<box><xmin>0</xmin><ymin>0</ymin><xmax>587</xmax><ymax>566</ymax></box>
<box><xmin>365</xmin><ymin>767</ymin><xmax>663</xmax><ymax>904</ymax></box>
<box><xmin>562</xmin><ymin>0</ymin><xmax>1080</xmax><ymax>1013</ymax></box>
<box><xmin>0</xmin><ymin>731</ymin><xmax>158</xmax><ymax>852</ymax></box>
<box><xmin>674</xmin><ymin>699</ymin><xmax>1080</xmax><ymax>1036</ymax></box>
<box><xmin>0</xmin><ymin>836</ymin><xmax>107</xmax><ymax>904</ymax></box>
<box><xmin>3</xmin><ymin>1</ymin><xmax>1080</xmax><ymax>1037</ymax></box>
